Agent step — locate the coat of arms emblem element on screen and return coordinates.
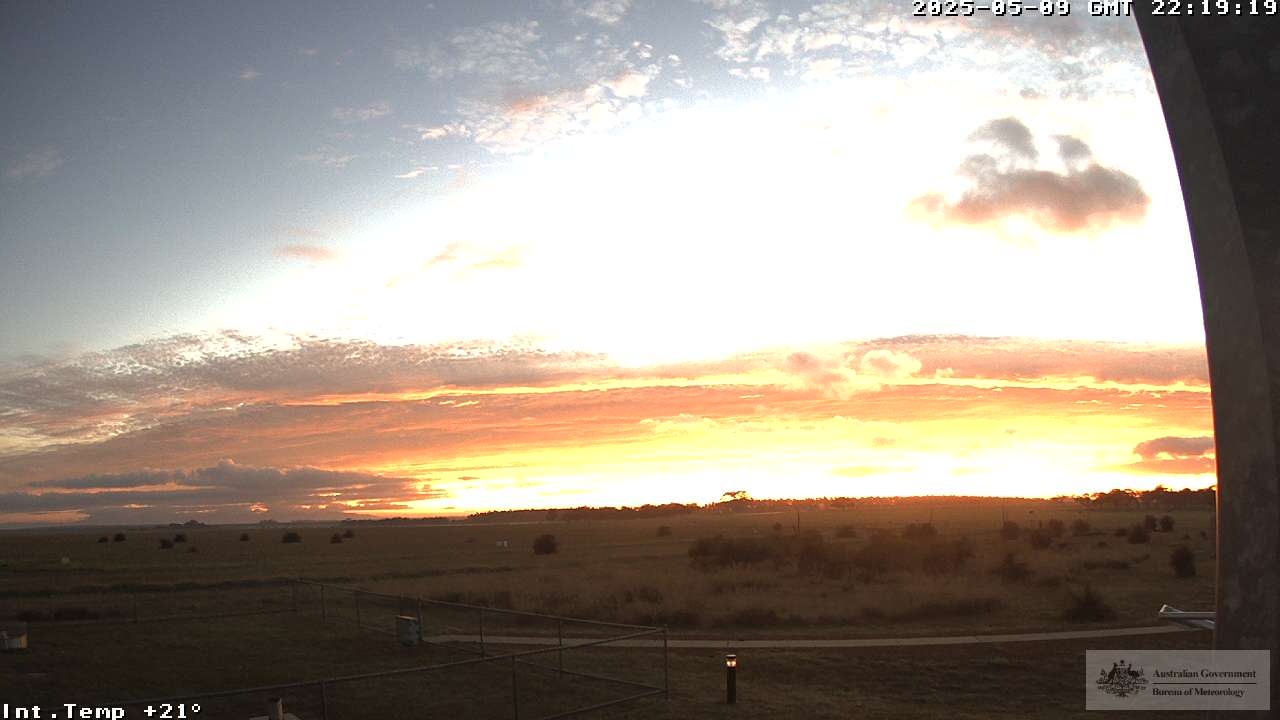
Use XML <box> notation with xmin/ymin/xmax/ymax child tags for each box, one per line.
<box><xmin>1096</xmin><ymin>659</ymin><xmax>1149</xmax><ymax>698</ymax></box>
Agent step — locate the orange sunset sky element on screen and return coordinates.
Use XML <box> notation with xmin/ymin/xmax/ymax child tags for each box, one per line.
<box><xmin>0</xmin><ymin>4</ymin><xmax>1214</xmax><ymax>525</ymax></box>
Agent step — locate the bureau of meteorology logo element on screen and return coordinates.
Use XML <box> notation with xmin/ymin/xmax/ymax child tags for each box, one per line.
<box><xmin>1096</xmin><ymin>659</ymin><xmax>1149</xmax><ymax>698</ymax></box>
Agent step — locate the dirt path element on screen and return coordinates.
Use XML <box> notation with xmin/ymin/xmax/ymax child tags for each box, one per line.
<box><xmin>429</xmin><ymin>624</ymin><xmax>1192</xmax><ymax>649</ymax></box>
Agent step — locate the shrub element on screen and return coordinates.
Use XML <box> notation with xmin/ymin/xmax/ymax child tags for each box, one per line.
<box><xmin>1047</xmin><ymin>519</ymin><xmax>1065</xmax><ymax>537</ymax></box>
<box><xmin>187</xmin><ymin>546</ymin><xmax>198</xmax><ymax>553</ymax></box>
<box><xmin>1000</xmin><ymin>521</ymin><xmax>1021</xmax><ymax>540</ymax></box>
<box><xmin>1127</xmin><ymin>524</ymin><xmax>1150</xmax><ymax>544</ymax></box>
<box><xmin>533</xmin><ymin>533</ymin><xmax>558</xmax><ymax>555</ymax></box>
<box><xmin>1113</xmin><ymin>528</ymin><xmax>1127</xmax><ymax>537</ymax></box>
<box><xmin>173</xmin><ymin>533</ymin><xmax>187</xmax><ymax>543</ymax></box>
<box><xmin>1143</xmin><ymin>514</ymin><xmax>1158</xmax><ymax>531</ymax></box>
<box><xmin>282</xmin><ymin>531</ymin><xmax>302</xmax><ymax>544</ymax></box>
<box><xmin>113</xmin><ymin>532</ymin><xmax>126</xmax><ymax>543</ymax></box>
<box><xmin>330</xmin><ymin>533</ymin><xmax>343</xmax><ymax>544</ymax></box>
<box><xmin>342</xmin><ymin>528</ymin><xmax>355</xmax><ymax>539</ymax></box>
<box><xmin>1027</xmin><ymin>528</ymin><xmax>1053</xmax><ymax>550</ymax></box>
<box><xmin>689</xmin><ymin>535</ymin><xmax>775</xmax><ymax>569</ymax></box>
<box><xmin>903</xmin><ymin>522</ymin><xmax>937</xmax><ymax>540</ymax></box>
<box><xmin>1159</xmin><ymin>515</ymin><xmax>1175</xmax><ymax>533</ymax></box>
<box><xmin>656</xmin><ymin>525</ymin><xmax>672</xmax><ymax>537</ymax></box>
<box><xmin>1062</xmin><ymin>583</ymin><xmax>1116</xmax><ymax>622</ymax></box>
<box><xmin>239</xmin><ymin>533</ymin><xmax>250</xmax><ymax>542</ymax></box>
<box><xmin>1170</xmin><ymin>545</ymin><xmax>1196</xmax><ymax>578</ymax></box>
<box><xmin>772</xmin><ymin>522</ymin><xmax>783</xmax><ymax>533</ymax></box>
<box><xmin>159</xmin><ymin>539</ymin><xmax>173</xmax><ymax>549</ymax></box>
<box><xmin>834</xmin><ymin>524</ymin><xmax>857</xmax><ymax>539</ymax></box>
<box><xmin>1071</xmin><ymin>519</ymin><xmax>1091</xmax><ymax>536</ymax></box>
<box><xmin>993</xmin><ymin>552</ymin><xmax>1031</xmax><ymax>582</ymax></box>
<box><xmin>97</xmin><ymin>536</ymin><xmax>109</xmax><ymax>544</ymax></box>
<box><xmin>1199</xmin><ymin>530</ymin><xmax>1208</xmax><ymax>540</ymax></box>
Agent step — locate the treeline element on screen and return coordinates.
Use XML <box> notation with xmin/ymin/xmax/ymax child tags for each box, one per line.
<box><xmin>465</xmin><ymin>487</ymin><xmax>1215</xmax><ymax>523</ymax></box>
<box><xmin>1056</xmin><ymin>486</ymin><xmax>1215</xmax><ymax>510</ymax></box>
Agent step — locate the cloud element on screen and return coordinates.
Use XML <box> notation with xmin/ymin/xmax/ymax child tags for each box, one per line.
<box><xmin>1112</xmin><ymin>435</ymin><xmax>1216</xmax><ymax>475</ymax></box>
<box><xmin>393</xmin><ymin>21</ymin><xmax>546</xmax><ymax>84</ymax></box>
<box><xmin>783</xmin><ymin>351</ymin><xmax>849</xmax><ymax>396</ymax></box>
<box><xmin>239</xmin><ymin>68</ymin><xmax>261</xmax><ymax>81</ymax></box>
<box><xmin>276</xmin><ymin>244</ymin><xmax>337</xmax><ymax>262</ymax></box>
<box><xmin>411</xmin><ymin>122</ymin><xmax>469</xmax><ymax>141</ymax></box>
<box><xmin>566</xmin><ymin>0</ymin><xmax>633</xmax><ymax>25</ymax></box>
<box><xmin>912</xmin><ymin>117</ymin><xmax>1149</xmax><ymax>233</ymax></box>
<box><xmin>969</xmin><ymin>117</ymin><xmax>1038</xmax><ymax>162</ymax></box>
<box><xmin>298</xmin><ymin>146</ymin><xmax>358</xmax><ymax>168</ymax></box>
<box><xmin>333</xmin><ymin>101</ymin><xmax>393</xmax><ymax>122</ymax></box>
<box><xmin>857</xmin><ymin>349</ymin><xmax>922</xmax><ymax>379</ymax></box>
<box><xmin>9</xmin><ymin>460</ymin><xmax>438</xmax><ymax>523</ymax></box>
<box><xmin>395</xmin><ymin>166</ymin><xmax>439</xmax><ymax>179</ymax></box>
<box><xmin>5</xmin><ymin>147</ymin><xmax>64</xmax><ymax>180</ymax></box>
<box><xmin>602</xmin><ymin>70</ymin><xmax>652</xmax><ymax>98</ymax></box>
<box><xmin>1133</xmin><ymin>435</ymin><xmax>1214</xmax><ymax>460</ymax></box>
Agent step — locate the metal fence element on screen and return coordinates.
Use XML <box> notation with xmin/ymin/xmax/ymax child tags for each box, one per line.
<box><xmin>15</xmin><ymin>579</ymin><xmax>669</xmax><ymax>719</ymax></box>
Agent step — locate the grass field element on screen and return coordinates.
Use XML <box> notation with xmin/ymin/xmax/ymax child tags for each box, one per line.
<box><xmin>0</xmin><ymin>501</ymin><xmax>1218</xmax><ymax>717</ymax></box>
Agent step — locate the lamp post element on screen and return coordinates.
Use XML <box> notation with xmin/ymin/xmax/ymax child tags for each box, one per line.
<box><xmin>725</xmin><ymin>654</ymin><xmax>737</xmax><ymax>705</ymax></box>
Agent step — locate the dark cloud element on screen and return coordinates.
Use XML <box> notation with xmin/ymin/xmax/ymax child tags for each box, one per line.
<box><xmin>969</xmin><ymin>117</ymin><xmax>1038</xmax><ymax>162</ymax></box>
<box><xmin>913</xmin><ymin>118</ymin><xmax>1149</xmax><ymax>233</ymax></box>
<box><xmin>1133</xmin><ymin>435</ymin><xmax>1215</xmax><ymax>460</ymax></box>
<box><xmin>7</xmin><ymin>460</ymin><xmax>438</xmax><ymax>524</ymax></box>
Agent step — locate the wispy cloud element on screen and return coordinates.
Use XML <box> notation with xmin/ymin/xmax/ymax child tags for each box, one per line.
<box><xmin>333</xmin><ymin>100</ymin><xmax>393</xmax><ymax>122</ymax></box>
<box><xmin>298</xmin><ymin>146</ymin><xmax>358</xmax><ymax>168</ymax></box>
<box><xmin>275</xmin><ymin>244</ymin><xmax>337</xmax><ymax>262</ymax></box>
<box><xmin>566</xmin><ymin>0</ymin><xmax>633</xmax><ymax>25</ymax></box>
<box><xmin>1111</xmin><ymin>435</ymin><xmax>1216</xmax><ymax>475</ymax></box>
<box><xmin>395</xmin><ymin>166</ymin><xmax>439</xmax><ymax>179</ymax></box>
<box><xmin>5</xmin><ymin>147</ymin><xmax>64</xmax><ymax>180</ymax></box>
<box><xmin>239</xmin><ymin>67</ymin><xmax>261</xmax><ymax>81</ymax></box>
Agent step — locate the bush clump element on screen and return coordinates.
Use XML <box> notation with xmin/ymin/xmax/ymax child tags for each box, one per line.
<box><xmin>1143</xmin><ymin>515</ymin><xmax>1159</xmax><ymax>532</ymax></box>
<box><xmin>342</xmin><ymin>528</ymin><xmax>355</xmax><ymax>539</ymax></box>
<box><xmin>993</xmin><ymin>552</ymin><xmax>1032</xmax><ymax>582</ymax></box>
<box><xmin>903</xmin><ymin>522</ymin><xmax>937</xmax><ymax>540</ymax></box>
<box><xmin>533</xmin><ymin>533</ymin><xmax>558</xmax><ymax>555</ymax></box>
<box><xmin>282</xmin><ymin>531</ymin><xmax>302</xmax><ymax>544</ymax></box>
<box><xmin>97</xmin><ymin>536</ymin><xmax>109</xmax><ymax>544</ymax></box>
<box><xmin>330</xmin><ymin>533</ymin><xmax>343</xmax><ymax>544</ymax></box>
<box><xmin>1071</xmin><ymin>519</ymin><xmax>1091</xmax><ymax>536</ymax></box>
<box><xmin>1000</xmin><ymin>521</ymin><xmax>1021</xmax><ymax>540</ymax></box>
<box><xmin>834</xmin><ymin>524</ymin><xmax>857</xmax><ymax>538</ymax></box>
<box><xmin>689</xmin><ymin>535</ymin><xmax>776</xmax><ymax>569</ymax></box>
<box><xmin>1113</xmin><ymin>527</ymin><xmax>1127</xmax><ymax>537</ymax></box>
<box><xmin>239</xmin><ymin>533</ymin><xmax>250</xmax><ymax>542</ymax></box>
<box><xmin>656</xmin><ymin>525</ymin><xmax>672</xmax><ymax>537</ymax></box>
<box><xmin>1062</xmin><ymin>583</ymin><xmax>1117</xmax><ymax>622</ymax></box>
<box><xmin>1170</xmin><ymin>545</ymin><xmax>1196</xmax><ymax>578</ymax></box>
<box><xmin>1027</xmin><ymin>528</ymin><xmax>1054</xmax><ymax>550</ymax></box>
<box><xmin>1127</xmin><ymin>524</ymin><xmax>1151</xmax><ymax>544</ymax></box>
<box><xmin>1047</xmin><ymin>519</ymin><xmax>1065</xmax><ymax>537</ymax></box>
<box><xmin>173</xmin><ymin>533</ymin><xmax>187</xmax><ymax>543</ymax></box>
<box><xmin>1159</xmin><ymin>515</ymin><xmax>1175</xmax><ymax>533</ymax></box>
<box><xmin>159</xmin><ymin>539</ymin><xmax>174</xmax><ymax>550</ymax></box>
<box><xmin>113</xmin><ymin>532</ymin><xmax>126</xmax><ymax>543</ymax></box>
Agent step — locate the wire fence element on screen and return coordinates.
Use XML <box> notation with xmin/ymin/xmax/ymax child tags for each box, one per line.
<box><xmin>11</xmin><ymin>579</ymin><xmax>668</xmax><ymax>719</ymax></box>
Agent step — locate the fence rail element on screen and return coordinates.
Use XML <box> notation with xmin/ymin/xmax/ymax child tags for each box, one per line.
<box><xmin>22</xmin><ymin>579</ymin><xmax>668</xmax><ymax>720</ymax></box>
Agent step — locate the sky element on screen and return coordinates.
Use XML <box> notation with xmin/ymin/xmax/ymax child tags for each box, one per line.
<box><xmin>0</xmin><ymin>1</ymin><xmax>1215</xmax><ymax>525</ymax></box>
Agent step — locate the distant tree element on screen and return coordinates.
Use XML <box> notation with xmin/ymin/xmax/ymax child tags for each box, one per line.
<box><xmin>97</xmin><ymin>536</ymin><xmax>109</xmax><ymax>544</ymax></box>
<box><xmin>1000</xmin><ymin>521</ymin><xmax>1021</xmax><ymax>541</ymax></box>
<box><xmin>533</xmin><ymin>533</ymin><xmax>558</xmax><ymax>555</ymax></box>
<box><xmin>282</xmin><ymin>531</ymin><xmax>302</xmax><ymax>544</ymax></box>
<box><xmin>1170</xmin><ymin>545</ymin><xmax>1196</xmax><ymax>578</ymax></box>
<box><xmin>239</xmin><ymin>533</ymin><xmax>250</xmax><ymax>542</ymax></box>
<box><xmin>173</xmin><ymin>533</ymin><xmax>187</xmax><ymax>543</ymax></box>
<box><xmin>1143</xmin><ymin>515</ymin><xmax>1158</xmax><ymax>532</ymax></box>
<box><xmin>159</xmin><ymin>539</ymin><xmax>174</xmax><ymax>549</ymax></box>
<box><xmin>330</xmin><ymin>533</ymin><xmax>343</xmax><ymax>544</ymax></box>
<box><xmin>1027</xmin><ymin>528</ymin><xmax>1053</xmax><ymax>549</ymax></box>
<box><xmin>113</xmin><ymin>532</ymin><xmax>126</xmax><ymax>543</ymax></box>
<box><xmin>1159</xmin><ymin>515</ymin><xmax>1175</xmax><ymax>533</ymax></box>
<box><xmin>1070</xmin><ymin>519</ymin><xmax>1091</xmax><ymax>536</ymax></box>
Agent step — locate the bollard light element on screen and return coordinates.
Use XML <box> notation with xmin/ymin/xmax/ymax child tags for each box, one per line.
<box><xmin>725</xmin><ymin>654</ymin><xmax>737</xmax><ymax>704</ymax></box>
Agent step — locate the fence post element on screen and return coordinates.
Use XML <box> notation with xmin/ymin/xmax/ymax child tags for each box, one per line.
<box><xmin>416</xmin><ymin>599</ymin><xmax>424</xmax><ymax>644</ymax></box>
<box><xmin>479</xmin><ymin>608</ymin><xmax>486</xmax><ymax>657</ymax></box>
<box><xmin>511</xmin><ymin>654</ymin><xmax>519</xmax><ymax>720</ymax></box>
<box><xmin>320</xmin><ymin>584</ymin><xmax>326</xmax><ymax>622</ymax></box>
<box><xmin>663</xmin><ymin>627</ymin><xmax>670</xmax><ymax>699</ymax></box>
<box><xmin>354</xmin><ymin>590</ymin><xmax>362</xmax><ymax>627</ymax></box>
<box><xmin>557</xmin><ymin>620</ymin><xmax>564</xmax><ymax>676</ymax></box>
